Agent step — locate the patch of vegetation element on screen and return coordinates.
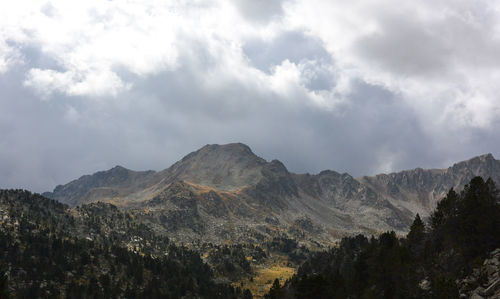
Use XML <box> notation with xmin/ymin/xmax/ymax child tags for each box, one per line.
<box><xmin>207</xmin><ymin>244</ymin><xmax>253</xmax><ymax>279</ymax></box>
<box><xmin>265</xmin><ymin>237</ymin><xmax>309</xmax><ymax>264</ymax></box>
<box><xmin>235</xmin><ymin>256</ymin><xmax>295</xmax><ymax>299</ymax></box>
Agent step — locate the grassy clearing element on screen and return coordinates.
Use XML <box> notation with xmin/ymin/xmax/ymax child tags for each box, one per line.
<box><xmin>233</xmin><ymin>255</ymin><xmax>296</xmax><ymax>298</ymax></box>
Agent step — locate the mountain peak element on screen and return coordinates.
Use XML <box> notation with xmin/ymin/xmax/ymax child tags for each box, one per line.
<box><xmin>107</xmin><ymin>165</ymin><xmax>130</xmax><ymax>174</ymax></box>
<box><xmin>463</xmin><ymin>153</ymin><xmax>495</xmax><ymax>162</ymax></box>
<box><xmin>451</xmin><ymin>153</ymin><xmax>498</xmax><ymax>169</ymax></box>
<box><xmin>478</xmin><ymin>153</ymin><xmax>495</xmax><ymax>161</ymax></box>
<box><xmin>111</xmin><ymin>165</ymin><xmax>127</xmax><ymax>170</ymax></box>
<box><xmin>199</xmin><ymin>142</ymin><xmax>255</xmax><ymax>156</ymax></box>
<box><xmin>182</xmin><ymin>143</ymin><xmax>261</xmax><ymax>162</ymax></box>
<box><xmin>180</xmin><ymin>143</ymin><xmax>256</xmax><ymax>162</ymax></box>
<box><xmin>168</xmin><ymin>143</ymin><xmax>267</xmax><ymax>190</ymax></box>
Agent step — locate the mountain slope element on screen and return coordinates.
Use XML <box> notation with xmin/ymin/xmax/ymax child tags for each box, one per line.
<box><xmin>44</xmin><ymin>144</ymin><xmax>500</xmax><ymax>244</ymax></box>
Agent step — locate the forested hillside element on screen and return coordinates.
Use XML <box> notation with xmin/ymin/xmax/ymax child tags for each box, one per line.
<box><xmin>0</xmin><ymin>190</ymin><xmax>252</xmax><ymax>298</ymax></box>
<box><xmin>269</xmin><ymin>177</ymin><xmax>500</xmax><ymax>298</ymax></box>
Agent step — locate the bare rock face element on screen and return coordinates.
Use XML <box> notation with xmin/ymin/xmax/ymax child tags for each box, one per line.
<box><xmin>44</xmin><ymin>144</ymin><xmax>500</xmax><ymax>244</ymax></box>
<box><xmin>244</xmin><ymin>159</ymin><xmax>298</xmax><ymax>209</ymax></box>
<box><xmin>293</xmin><ymin>170</ymin><xmax>413</xmax><ymax>232</ymax></box>
<box><xmin>295</xmin><ymin>170</ymin><xmax>381</xmax><ymax>208</ymax></box>
<box><xmin>459</xmin><ymin>248</ymin><xmax>500</xmax><ymax>298</ymax></box>
<box><xmin>357</xmin><ymin>153</ymin><xmax>500</xmax><ymax>217</ymax></box>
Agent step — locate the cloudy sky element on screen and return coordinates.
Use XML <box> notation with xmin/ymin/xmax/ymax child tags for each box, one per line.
<box><xmin>1</xmin><ymin>0</ymin><xmax>500</xmax><ymax>192</ymax></box>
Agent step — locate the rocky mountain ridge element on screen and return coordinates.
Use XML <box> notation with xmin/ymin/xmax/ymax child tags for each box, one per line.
<box><xmin>43</xmin><ymin>144</ymin><xmax>500</xmax><ymax>245</ymax></box>
<box><xmin>358</xmin><ymin>153</ymin><xmax>500</xmax><ymax>217</ymax></box>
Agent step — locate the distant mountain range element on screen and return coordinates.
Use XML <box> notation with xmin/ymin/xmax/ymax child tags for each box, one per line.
<box><xmin>43</xmin><ymin>143</ymin><xmax>500</xmax><ymax>245</ymax></box>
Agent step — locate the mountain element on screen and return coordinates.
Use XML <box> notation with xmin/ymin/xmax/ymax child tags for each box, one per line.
<box><xmin>43</xmin><ymin>166</ymin><xmax>158</xmax><ymax>207</ymax></box>
<box><xmin>44</xmin><ymin>144</ymin><xmax>500</xmax><ymax>245</ymax></box>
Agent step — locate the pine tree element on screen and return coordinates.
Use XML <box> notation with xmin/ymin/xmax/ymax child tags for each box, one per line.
<box><xmin>431</xmin><ymin>188</ymin><xmax>459</xmax><ymax>230</ymax></box>
<box><xmin>407</xmin><ymin>214</ymin><xmax>426</xmax><ymax>259</ymax></box>
<box><xmin>266</xmin><ymin>279</ymin><xmax>281</xmax><ymax>299</ymax></box>
<box><xmin>0</xmin><ymin>271</ymin><xmax>8</xmax><ymax>299</ymax></box>
<box><xmin>408</xmin><ymin>214</ymin><xmax>425</xmax><ymax>245</ymax></box>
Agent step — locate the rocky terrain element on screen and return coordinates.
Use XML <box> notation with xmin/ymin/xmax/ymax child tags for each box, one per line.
<box><xmin>44</xmin><ymin>143</ymin><xmax>500</xmax><ymax>245</ymax></box>
<box><xmin>459</xmin><ymin>248</ymin><xmax>500</xmax><ymax>298</ymax></box>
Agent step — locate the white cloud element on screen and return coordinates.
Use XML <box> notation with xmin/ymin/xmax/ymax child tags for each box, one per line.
<box><xmin>285</xmin><ymin>0</ymin><xmax>500</xmax><ymax>129</ymax></box>
<box><xmin>24</xmin><ymin>68</ymin><xmax>127</xmax><ymax>97</ymax></box>
<box><xmin>0</xmin><ymin>41</ymin><xmax>14</xmax><ymax>73</ymax></box>
<box><xmin>1</xmin><ymin>0</ymin><xmax>185</xmax><ymax>96</ymax></box>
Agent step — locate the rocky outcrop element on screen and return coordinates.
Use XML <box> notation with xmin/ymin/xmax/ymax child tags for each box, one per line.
<box><xmin>459</xmin><ymin>248</ymin><xmax>500</xmax><ymax>298</ymax></box>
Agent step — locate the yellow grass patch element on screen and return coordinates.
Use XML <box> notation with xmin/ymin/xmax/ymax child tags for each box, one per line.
<box><xmin>233</xmin><ymin>259</ymin><xmax>296</xmax><ymax>299</ymax></box>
